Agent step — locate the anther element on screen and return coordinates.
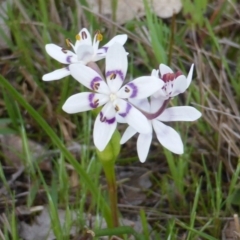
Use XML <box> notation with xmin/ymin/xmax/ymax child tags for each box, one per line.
<box><xmin>115</xmin><ymin>105</ymin><xmax>119</xmax><ymax>111</ymax></box>
<box><xmin>100</xmin><ymin>115</ymin><xmax>106</xmax><ymax>122</ymax></box>
<box><xmin>94</xmin><ymin>83</ymin><xmax>100</xmax><ymax>90</ymax></box>
<box><xmin>109</xmin><ymin>73</ymin><xmax>117</xmax><ymax>80</ymax></box>
<box><xmin>95</xmin><ymin>31</ymin><xmax>103</xmax><ymax>41</ymax></box>
<box><xmin>65</xmin><ymin>38</ymin><xmax>72</xmax><ymax>47</ymax></box>
<box><xmin>75</xmin><ymin>34</ymin><xmax>81</xmax><ymax>41</ymax></box>
<box><xmin>93</xmin><ymin>99</ymin><xmax>99</xmax><ymax>108</ymax></box>
<box><xmin>124</xmin><ymin>87</ymin><xmax>130</xmax><ymax>93</ymax></box>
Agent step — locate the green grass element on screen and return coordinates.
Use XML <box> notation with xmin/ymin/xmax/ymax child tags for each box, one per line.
<box><xmin>0</xmin><ymin>0</ymin><xmax>240</xmax><ymax>239</ymax></box>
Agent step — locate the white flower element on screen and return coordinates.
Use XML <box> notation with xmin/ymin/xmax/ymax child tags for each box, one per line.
<box><xmin>121</xmin><ymin>97</ymin><xmax>202</xmax><ymax>163</ymax></box>
<box><xmin>152</xmin><ymin>63</ymin><xmax>194</xmax><ymax>99</ymax></box>
<box><xmin>42</xmin><ymin>28</ymin><xmax>127</xmax><ymax>81</ymax></box>
<box><xmin>62</xmin><ymin>43</ymin><xmax>164</xmax><ymax>151</ymax></box>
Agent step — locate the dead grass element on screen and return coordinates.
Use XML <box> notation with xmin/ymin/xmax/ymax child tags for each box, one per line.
<box><xmin>0</xmin><ymin>0</ymin><xmax>240</xmax><ymax>239</ymax></box>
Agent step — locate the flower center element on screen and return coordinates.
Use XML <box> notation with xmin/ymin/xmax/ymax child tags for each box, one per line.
<box><xmin>109</xmin><ymin>93</ymin><xmax>117</xmax><ymax>102</ymax></box>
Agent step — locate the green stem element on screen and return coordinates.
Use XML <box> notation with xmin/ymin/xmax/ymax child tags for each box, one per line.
<box><xmin>96</xmin><ymin>130</ymin><xmax>121</xmax><ymax>228</ymax></box>
<box><xmin>102</xmin><ymin>160</ymin><xmax>119</xmax><ymax>227</ymax></box>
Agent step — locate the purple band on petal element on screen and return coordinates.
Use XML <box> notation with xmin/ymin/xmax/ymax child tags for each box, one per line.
<box><xmin>119</xmin><ymin>103</ymin><xmax>132</xmax><ymax>117</ymax></box>
<box><xmin>88</xmin><ymin>93</ymin><xmax>98</xmax><ymax>108</ymax></box>
<box><xmin>127</xmin><ymin>83</ymin><xmax>138</xmax><ymax>98</ymax></box>
<box><xmin>66</xmin><ymin>56</ymin><xmax>73</xmax><ymax>63</ymax></box>
<box><xmin>97</xmin><ymin>46</ymin><xmax>108</xmax><ymax>54</ymax></box>
<box><xmin>90</xmin><ymin>77</ymin><xmax>102</xmax><ymax>90</ymax></box>
<box><xmin>106</xmin><ymin>70</ymin><xmax>124</xmax><ymax>81</ymax></box>
<box><xmin>100</xmin><ymin>112</ymin><xmax>116</xmax><ymax>124</ymax></box>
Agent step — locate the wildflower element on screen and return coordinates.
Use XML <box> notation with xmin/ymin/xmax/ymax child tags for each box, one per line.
<box><xmin>42</xmin><ymin>28</ymin><xmax>127</xmax><ymax>81</ymax></box>
<box><xmin>152</xmin><ymin>63</ymin><xmax>194</xmax><ymax>99</ymax></box>
<box><xmin>121</xmin><ymin>97</ymin><xmax>202</xmax><ymax>162</ymax></box>
<box><xmin>62</xmin><ymin>43</ymin><xmax>164</xmax><ymax>151</ymax></box>
<box><xmin>120</xmin><ymin>63</ymin><xmax>200</xmax><ymax>163</ymax></box>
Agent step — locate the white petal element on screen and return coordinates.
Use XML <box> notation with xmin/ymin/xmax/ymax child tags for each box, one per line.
<box><xmin>74</xmin><ymin>28</ymin><xmax>92</xmax><ymax>51</ymax></box>
<box><xmin>120</xmin><ymin>126</ymin><xmax>137</xmax><ymax>144</ymax></box>
<box><xmin>171</xmin><ymin>75</ymin><xmax>188</xmax><ymax>96</ymax></box>
<box><xmin>159</xmin><ymin>64</ymin><xmax>173</xmax><ymax>77</ymax></box>
<box><xmin>62</xmin><ymin>92</ymin><xmax>108</xmax><ymax>114</ymax></box>
<box><xmin>186</xmin><ymin>64</ymin><xmax>194</xmax><ymax>89</ymax></box>
<box><xmin>114</xmin><ymin>99</ymin><xmax>151</xmax><ymax>134</ymax></box>
<box><xmin>116</xmin><ymin>114</ymin><xmax>127</xmax><ymax>123</ymax></box>
<box><xmin>92</xmin><ymin>54</ymin><xmax>107</xmax><ymax>62</ymax></box>
<box><xmin>151</xmin><ymin>69</ymin><xmax>159</xmax><ymax>78</ymax></box>
<box><xmin>157</xmin><ymin>106</ymin><xmax>202</xmax><ymax>122</ymax></box>
<box><xmin>118</xmin><ymin>76</ymin><xmax>163</xmax><ymax>99</ymax></box>
<box><xmin>105</xmin><ymin>43</ymin><xmax>128</xmax><ymax>92</ymax></box>
<box><xmin>69</xmin><ymin>64</ymin><xmax>110</xmax><ymax>94</ymax></box>
<box><xmin>76</xmin><ymin>44</ymin><xmax>94</xmax><ymax>63</ymax></box>
<box><xmin>97</xmin><ymin>34</ymin><xmax>128</xmax><ymax>55</ymax></box>
<box><xmin>150</xmin><ymin>96</ymin><xmax>167</xmax><ymax>113</ymax></box>
<box><xmin>42</xmin><ymin>67</ymin><xmax>70</xmax><ymax>81</ymax></box>
<box><xmin>137</xmin><ymin>133</ymin><xmax>152</xmax><ymax>163</ymax></box>
<box><xmin>152</xmin><ymin>87</ymin><xmax>167</xmax><ymax>98</ymax></box>
<box><xmin>93</xmin><ymin>102</ymin><xmax>117</xmax><ymax>151</ymax></box>
<box><xmin>129</xmin><ymin>98</ymin><xmax>150</xmax><ymax>112</ymax></box>
<box><xmin>152</xmin><ymin>120</ymin><xmax>183</xmax><ymax>154</ymax></box>
<box><xmin>45</xmin><ymin>44</ymin><xmax>77</xmax><ymax>64</ymax></box>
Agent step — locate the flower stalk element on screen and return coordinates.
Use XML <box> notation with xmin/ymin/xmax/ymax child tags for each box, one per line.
<box><xmin>102</xmin><ymin>159</ymin><xmax>119</xmax><ymax>227</ymax></box>
<box><xmin>96</xmin><ymin>130</ymin><xmax>121</xmax><ymax>228</ymax></box>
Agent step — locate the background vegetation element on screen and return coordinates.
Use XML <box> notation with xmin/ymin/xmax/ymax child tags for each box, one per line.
<box><xmin>0</xmin><ymin>0</ymin><xmax>240</xmax><ymax>239</ymax></box>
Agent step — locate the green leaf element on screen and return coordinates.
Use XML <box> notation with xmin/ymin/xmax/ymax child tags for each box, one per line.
<box><xmin>0</xmin><ymin>74</ymin><xmax>112</xmax><ymax>227</ymax></box>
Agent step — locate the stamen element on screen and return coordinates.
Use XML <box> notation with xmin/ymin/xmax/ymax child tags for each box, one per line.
<box><xmin>115</xmin><ymin>105</ymin><xmax>119</xmax><ymax>111</ymax></box>
<box><xmin>93</xmin><ymin>82</ymin><xmax>100</xmax><ymax>90</ymax></box>
<box><xmin>96</xmin><ymin>31</ymin><xmax>103</xmax><ymax>41</ymax></box>
<box><xmin>65</xmin><ymin>38</ymin><xmax>72</xmax><ymax>47</ymax></box>
<box><xmin>124</xmin><ymin>87</ymin><xmax>130</xmax><ymax>93</ymax></box>
<box><xmin>81</xmin><ymin>31</ymin><xmax>87</xmax><ymax>39</ymax></box>
<box><xmin>109</xmin><ymin>73</ymin><xmax>117</xmax><ymax>80</ymax></box>
<box><xmin>75</xmin><ymin>34</ymin><xmax>81</xmax><ymax>41</ymax></box>
<box><xmin>61</xmin><ymin>48</ymin><xmax>68</xmax><ymax>54</ymax></box>
<box><xmin>93</xmin><ymin>99</ymin><xmax>99</xmax><ymax>108</ymax></box>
